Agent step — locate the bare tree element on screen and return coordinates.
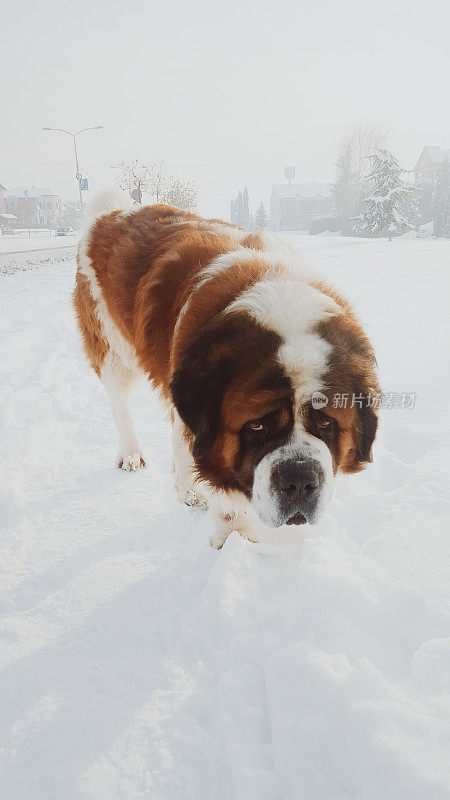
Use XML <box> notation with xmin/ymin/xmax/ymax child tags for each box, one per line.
<box><xmin>335</xmin><ymin>123</ymin><xmax>388</xmax><ymax>234</ymax></box>
<box><xmin>114</xmin><ymin>156</ymin><xmax>154</xmax><ymax>197</ymax></box>
<box><xmin>114</xmin><ymin>157</ymin><xmax>196</xmax><ymax>209</ymax></box>
<box><xmin>350</xmin><ymin>123</ymin><xmax>389</xmax><ymax>183</ymax></box>
<box><xmin>164</xmin><ymin>179</ymin><xmax>197</xmax><ymax>211</ymax></box>
<box><xmin>148</xmin><ymin>160</ymin><xmax>173</xmax><ymax>203</ymax></box>
<box><xmin>334</xmin><ymin>138</ymin><xmax>358</xmax><ymax>236</ymax></box>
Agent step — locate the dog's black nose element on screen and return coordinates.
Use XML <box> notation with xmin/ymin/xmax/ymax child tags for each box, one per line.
<box><xmin>273</xmin><ymin>459</ymin><xmax>320</xmax><ymax>502</ymax></box>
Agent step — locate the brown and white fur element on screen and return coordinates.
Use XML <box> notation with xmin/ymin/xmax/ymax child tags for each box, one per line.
<box><xmin>74</xmin><ymin>190</ymin><xmax>379</xmax><ymax>548</ymax></box>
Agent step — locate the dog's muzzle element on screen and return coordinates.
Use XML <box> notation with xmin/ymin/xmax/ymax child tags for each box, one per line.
<box><xmin>252</xmin><ymin>438</ymin><xmax>331</xmax><ymax>528</ymax></box>
<box><xmin>270</xmin><ymin>457</ymin><xmax>325</xmax><ymax>525</ymax></box>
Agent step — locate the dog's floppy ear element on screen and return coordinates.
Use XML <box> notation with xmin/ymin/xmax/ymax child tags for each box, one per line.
<box><xmin>356</xmin><ymin>402</ymin><xmax>378</xmax><ymax>464</ymax></box>
<box><xmin>345</xmin><ymin>396</ymin><xmax>378</xmax><ymax>472</ymax></box>
<box><xmin>170</xmin><ymin>312</ymin><xmax>285</xmax><ymax>462</ymax></box>
<box><xmin>170</xmin><ymin>318</ymin><xmax>235</xmax><ymax>461</ymax></box>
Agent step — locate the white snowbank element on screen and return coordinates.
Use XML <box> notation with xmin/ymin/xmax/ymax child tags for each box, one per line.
<box><xmin>0</xmin><ymin>235</ymin><xmax>449</xmax><ymax>799</ymax></box>
<box><xmin>0</xmin><ymin>232</ymin><xmax>78</xmax><ymax>253</ymax></box>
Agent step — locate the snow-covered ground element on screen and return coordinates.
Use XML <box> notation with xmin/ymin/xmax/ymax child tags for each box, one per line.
<box><xmin>0</xmin><ymin>235</ymin><xmax>449</xmax><ymax>800</ymax></box>
<box><xmin>0</xmin><ymin>233</ymin><xmax>78</xmax><ymax>275</ymax></box>
<box><xmin>0</xmin><ymin>233</ymin><xmax>77</xmax><ymax>253</ymax></box>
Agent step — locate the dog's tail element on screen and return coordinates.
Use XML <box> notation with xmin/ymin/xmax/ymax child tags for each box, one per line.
<box><xmin>84</xmin><ymin>188</ymin><xmax>131</xmax><ymax>226</ymax></box>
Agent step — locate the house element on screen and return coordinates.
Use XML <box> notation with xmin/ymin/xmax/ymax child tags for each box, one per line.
<box><xmin>270</xmin><ymin>182</ymin><xmax>333</xmax><ymax>231</ymax></box>
<box><xmin>5</xmin><ymin>193</ymin><xmax>43</xmax><ymax>228</ymax></box>
<box><xmin>40</xmin><ymin>194</ymin><xmax>65</xmax><ymax>228</ymax></box>
<box><xmin>0</xmin><ymin>212</ymin><xmax>18</xmax><ymax>232</ymax></box>
<box><xmin>4</xmin><ymin>186</ymin><xmax>65</xmax><ymax>229</ymax></box>
<box><xmin>0</xmin><ymin>181</ymin><xmax>16</xmax><ymax>232</ymax></box>
<box><xmin>414</xmin><ymin>147</ymin><xmax>450</xmax><ymax>184</ymax></box>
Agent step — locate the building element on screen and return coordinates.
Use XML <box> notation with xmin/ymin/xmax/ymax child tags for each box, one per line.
<box><xmin>4</xmin><ymin>186</ymin><xmax>65</xmax><ymax>229</ymax></box>
<box><xmin>0</xmin><ymin>181</ymin><xmax>6</xmax><ymax>214</ymax></box>
<box><xmin>6</xmin><ymin>195</ymin><xmax>43</xmax><ymax>228</ymax></box>
<box><xmin>414</xmin><ymin>147</ymin><xmax>450</xmax><ymax>184</ymax></box>
<box><xmin>0</xmin><ymin>181</ymin><xmax>18</xmax><ymax>232</ymax></box>
<box><xmin>270</xmin><ymin>182</ymin><xmax>333</xmax><ymax>231</ymax></box>
<box><xmin>40</xmin><ymin>194</ymin><xmax>65</xmax><ymax>228</ymax></box>
<box><xmin>62</xmin><ymin>198</ymin><xmax>82</xmax><ymax>229</ymax></box>
<box><xmin>0</xmin><ymin>212</ymin><xmax>17</xmax><ymax>231</ymax></box>
<box><xmin>412</xmin><ymin>147</ymin><xmax>450</xmax><ymax>234</ymax></box>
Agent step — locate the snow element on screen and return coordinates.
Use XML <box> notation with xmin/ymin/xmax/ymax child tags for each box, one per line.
<box><xmin>0</xmin><ymin>233</ymin><xmax>78</xmax><ymax>254</ymax></box>
<box><xmin>0</xmin><ymin>235</ymin><xmax>449</xmax><ymax>800</ymax></box>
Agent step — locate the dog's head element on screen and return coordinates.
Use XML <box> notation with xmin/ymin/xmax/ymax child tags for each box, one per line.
<box><xmin>170</xmin><ymin>278</ymin><xmax>379</xmax><ymax>528</ymax></box>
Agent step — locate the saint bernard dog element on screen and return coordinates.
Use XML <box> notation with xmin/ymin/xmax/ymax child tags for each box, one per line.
<box><xmin>74</xmin><ymin>189</ymin><xmax>379</xmax><ymax>548</ymax></box>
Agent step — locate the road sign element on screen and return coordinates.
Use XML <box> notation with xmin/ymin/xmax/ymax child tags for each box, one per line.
<box><xmin>79</xmin><ymin>178</ymin><xmax>89</xmax><ymax>191</ymax></box>
<box><xmin>131</xmin><ymin>188</ymin><xmax>142</xmax><ymax>203</ymax></box>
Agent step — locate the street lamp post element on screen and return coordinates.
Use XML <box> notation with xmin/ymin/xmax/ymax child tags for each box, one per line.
<box><xmin>43</xmin><ymin>126</ymin><xmax>103</xmax><ymax>216</ymax></box>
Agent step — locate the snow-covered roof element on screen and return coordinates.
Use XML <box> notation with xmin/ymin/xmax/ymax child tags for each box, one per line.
<box><xmin>0</xmin><ymin>213</ymin><xmax>17</xmax><ymax>219</ymax></box>
<box><xmin>422</xmin><ymin>147</ymin><xmax>450</xmax><ymax>164</ymax></box>
<box><xmin>272</xmin><ymin>181</ymin><xmax>331</xmax><ymax>199</ymax></box>
<box><xmin>4</xmin><ymin>186</ymin><xmax>55</xmax><ymax>199</ymax></box>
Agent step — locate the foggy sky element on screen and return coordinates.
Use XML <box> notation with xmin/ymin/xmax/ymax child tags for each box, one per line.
<box><xmin>2</xmin><ymin>0</ymin><xmax>449</xmax><ymax>219</ymax></box>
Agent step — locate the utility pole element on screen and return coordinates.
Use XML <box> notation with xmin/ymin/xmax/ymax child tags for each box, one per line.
<box><xmin>43</xmin><ymin>126</ymin><xmax>103</xmax><ymax>217</ymax></box>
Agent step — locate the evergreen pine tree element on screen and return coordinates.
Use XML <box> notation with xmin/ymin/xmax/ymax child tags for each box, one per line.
<box><xmin>243</xmin><ymin>187</ymin><xmax>250</xmax><ymax>228</ymax></box>
<box><xmin>405</xmin><ymin>185</ymin><xmax>421</xmax><ymax>231</ymax></box>
<box><xmin>255</xmin><ymin>201</ymin><xmax>268</xmax><ymax>230</ymax></box>
<box><xmin>235</xmin><ymin>191</ymin><xmax>244</xmax><ymax>226</ymax></box>
<box><xmin>433</xmin><ymin>159</ymin><xmax>449</xmax><ymax>238</ymax></box>
<box><xmin>354</xmin><ymin>149</ymin><xmax>413</xmax><ymax>240</ymax></box>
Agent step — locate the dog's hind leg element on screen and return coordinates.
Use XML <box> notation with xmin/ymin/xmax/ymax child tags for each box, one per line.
<box><xmin>101</xmin><ymin>351</ymin><xmax>146</xmax><ymax>471</ymax></box>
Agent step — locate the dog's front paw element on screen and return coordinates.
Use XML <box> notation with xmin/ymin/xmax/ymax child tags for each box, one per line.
<box><xmin>174</xmin><ymin>474</ymin><xmax>208</xmax><ymax>509</ymax></box>
<box><xmin>117</xmin><ymin>452</ymin><xmax>146</xmax><ymax>471</ymax></box>
<box><xmin>180</xmin><ymin>488</ymin><xmax>208</xmax><ymax>509</ymax></box>
<box><xmin>210</xmin><ymin>511</ymin><xmax>258</xmax><ymax>549</ymax></box>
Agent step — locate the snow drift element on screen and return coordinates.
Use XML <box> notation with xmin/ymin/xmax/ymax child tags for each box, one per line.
<box><xmin>0</xmin><ymin>235</ymin><xmax>449</xmax><ymax>799</ymax></box>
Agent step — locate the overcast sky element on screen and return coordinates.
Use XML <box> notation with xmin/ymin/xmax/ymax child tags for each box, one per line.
<box><xmin>2</xmin><ymin>0</ymin><xmax>449</xmax><ymax>219</ymax></box>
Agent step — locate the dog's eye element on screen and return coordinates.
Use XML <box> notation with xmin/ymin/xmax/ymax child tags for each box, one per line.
<box><xmin>317</xmin><ymin>417</ymin><xmax>334</xmax><ymax>437</ymax></box>
<box><xmin>248</xmin><ymin>420</ymin><xmax>265</xmax><ymax>432</ymax></box>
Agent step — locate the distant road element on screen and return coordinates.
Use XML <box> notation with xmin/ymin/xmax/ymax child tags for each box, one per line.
<box><xmin>0</xmin><ymin>240</ymin><xmax>77</xmax><ymax>273</ymax></box>
<box><xmin>0</xmin><ymin>233</ymin><xmax>79</xmax><ymax>253</ymax></box>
